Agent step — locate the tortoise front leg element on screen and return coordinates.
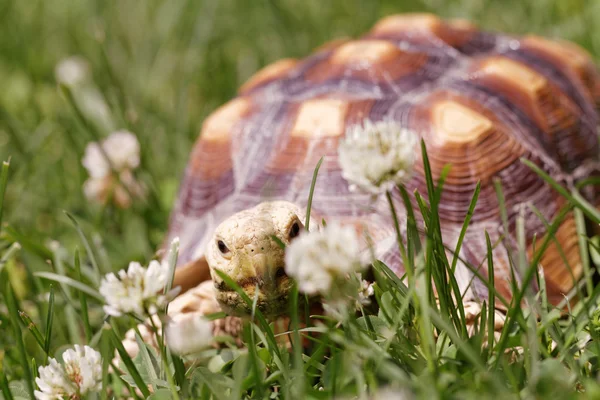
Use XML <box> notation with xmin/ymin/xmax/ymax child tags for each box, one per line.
<box><xmin>172</xmin><ymin>256</ymin><xmax>213</xmax><ymax>294</ymax></box>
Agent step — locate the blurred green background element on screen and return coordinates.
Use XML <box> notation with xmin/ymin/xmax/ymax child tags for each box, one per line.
<box><xmin>1</xmin><ymin>0</ymin><xmax>599</xmax><ymax>270</ymax></box>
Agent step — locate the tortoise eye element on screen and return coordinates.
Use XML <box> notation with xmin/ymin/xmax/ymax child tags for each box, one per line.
<box><xmin>217</xmin><ymin>240</ymin><xmax>229</xmax><ymax>254</ymax></box>
<box><xmin>289</xmin><ymin>221</ymin><xmax>301</xmax><ymax>240</ymax></box>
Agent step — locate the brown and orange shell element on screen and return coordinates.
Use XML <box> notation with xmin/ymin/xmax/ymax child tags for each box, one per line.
<box><xmin>167</xmin><ymin>13</ymin><xmax>600</xmax><ymax>308</ymax></box>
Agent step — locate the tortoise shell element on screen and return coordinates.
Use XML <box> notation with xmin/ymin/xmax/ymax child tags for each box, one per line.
<box><xmin>168</xmin><ymin>14</ymin><xmax>600</xmax><ymax>306</ymax></box>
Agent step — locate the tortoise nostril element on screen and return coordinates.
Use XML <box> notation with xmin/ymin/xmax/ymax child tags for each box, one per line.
<box><xmin>275</xmin><ymin>267</ymin><xmax>286</xmax><ymax>278</ymax></box>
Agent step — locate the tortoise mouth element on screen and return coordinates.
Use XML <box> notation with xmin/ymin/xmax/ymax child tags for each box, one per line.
<box><xmin>215</xmin><ymin>275</ymin><xmax>293</xmax><ymax>317</ymax></box>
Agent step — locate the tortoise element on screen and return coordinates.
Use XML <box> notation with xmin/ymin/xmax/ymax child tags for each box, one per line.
<box><xmin>164</xmin><ymin>13</ymin><xmax>600</xmax><ymax>328</ymax></box>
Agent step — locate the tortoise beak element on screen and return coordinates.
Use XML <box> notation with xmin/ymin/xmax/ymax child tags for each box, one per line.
<box><xmin>214</xmin><ymin>255</ymin><xmax>292</xmax><ymax>317</ymax></box>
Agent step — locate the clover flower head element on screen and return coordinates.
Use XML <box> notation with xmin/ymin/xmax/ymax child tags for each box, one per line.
<box><xmin>55</xmin><ymin>56</ymin><xmax>90</xmax><ymax>88</ymax></box>
<box><xmin>284</xmin><ymin>222</ymin><xmax>363</xmax><ymax>296</ymax></box>
<box><xmin>82</xmin><ymin>130</ymin><xmax>140</xmax><ymax>178</ymax></box>
<box><xmin>357</xmin><ymin>277</ymin><xmax>375</xmax><ymax>307</ymax></box>
<box><xmin>99</xmin><ymin>259</ymin><xmax>176</xmax><ymax>317</ymax></box>
<box><xmin>165</xmin><ymin>314</ymin><xmax>214</xmax><ymax>355</ymax></box>
<box><xmin>82</xmin><ymin>131</ymin><xmax>144</xmax><ymax>207</ymax></box>
<box><xmin>35</xmin><ymin>345</ymin><xmax>102</xmax><ymax>400</ymax></box>
<box><xmin>338</xmin><ymin>118</ymin><xmax>418</xmax><ymax>194</ymax></box>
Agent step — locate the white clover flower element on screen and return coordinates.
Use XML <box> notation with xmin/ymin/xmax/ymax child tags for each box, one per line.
<box><xmin>357</xmin><ymin>278</ymin><xmax>375</xmax><ymax>307</ymax></box>
<box><xmin>83</xmin><ymin>170</ymin><xmax>146</xmax><ymax>209</ymax></box>
<box><xmin>101</xmin><ymin>130</ymin><xmax>141</xmax><ymax>171</ymax></box>
<box><xmin>82</xmin><ymin>130</ymin><xmax>140</xmax><ymax>178</ymax></box>
<box><xmin>338</xmin><ymin>119</ymin><xmax>418</xmax><ymax>194</ymax></box>
<box><xmin>55</xmin><ymin>56</ymin><xmax>90</xmax><ymax>88</ymax></box>
<box><xmin>82</xmin><ymin>131</ymin><xmax>144</xmax><ymax>208</ymax></box>
<box><xmin>284</xmin><ymin>223</ymin><xmax>363</xmax><ymax>296</ymax></box>
<box><xmin>100</xmin><ymin>260</ymin><xmax>175</xmax><ymax>317</ymax></box>
<box><xmin>35</xmin><ymin>345</ymin><xmax>102</xmax><ymax>400</ymax></box>
<box><xmin>165</xmin><ymin>314</ymin><xmax>214</xmax><ymax>355</ymax></box>
<box><xmin>82</xmin><ymin>142</ymin><xmax>110</xmax><ymax>179</ymax></box>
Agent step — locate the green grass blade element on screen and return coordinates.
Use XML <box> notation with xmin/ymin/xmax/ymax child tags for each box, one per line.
<box><xmin>19</xmin><ymin>311</ymin><xmax>45</xmax><ymax>350</ymax></box>
<box><xmin>574</xmin><ymin>207</ymin><xmax>593</xmax><ymax>296</ymax></box>
<box><xmin>100</xmin><ymin>324</ymin><xmax>112</xmax><ymax>400</ymax></box>
<box><xmin>304</xmin><ymin>156</ymin><xmax>323</xmax><ymax>231</ymax></box>
<box><xmin>34</xmin><ymin>271</ymin><xmax>103</xmax><ymax>301</ymax></box>
<box><xmin>109</xmin><ymin>322</ymin><xmax>151</xmax><ymax>398</ymax></box>
<box><xmin>398</xmin><ymin>184</ymin><xmax>421</xmax><ymax>267</ymax></box>
<box><xmin>75</xmin><ymin>250</ymin><xmax>92</xmax><ymax>343</ymax></box>
<box><xmin>64</xmin><ymin>211</ymin><xmax>104</xmax><ymax>279</ymax></box>
<box><xmin>164</xmin><ymin>237</ymin><xmax>180</xmax><ymax>295</ymax></box>
<box><xmin>289</xmin><ymin>283</ymin><xmax>305</xmax><ymax>399</ymax></box>
<box><xmin>521</xmin><ymin>158</ymin><xmax>600</xmax><ymax>223</ymax></box>
<box><xmin>450</xmin><ymin>181</ymin><xmax>481</xmax><ymax>273</ymax></box>
<box><xmin>0</xmin><ymin>160</ymin><xmax>10</xmax><ymax>233</ymax></box>
<box><xmin>44</xmin><ymin>285</ymin><xmax>55</xmax><ymax>360</ymax></box>
<box><xmin>485</xmin><ymin>232</ymin><xmax>496</xmax><ymax>352</ymax></box>
<box><xmin>213</xmin><ymin>269</ymin><xmax>288</xmax><ymax>380</ymax></box>
<box><xmin>0</xmin><ymin>374</ymin><xmax>13</xmax><ymax>400</ymax></box>
<box><xmin>494</xmin><ymin>206</ymin><xmax>570</xmax><ymax>365</ymax></box>
<box><xmin>385</xmin><ymin>191</ymin><xmax>410</xmax><ymax>281</ymax></box>
<box><xmin>4</xmin><ymin>280</ymin><xmax>35</xmax><ymax>399</ymax></box>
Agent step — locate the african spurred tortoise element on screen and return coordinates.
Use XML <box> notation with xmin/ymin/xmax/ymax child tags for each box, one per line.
<box><xmin>157</xmin><ymin>13</ymin><xmax>600</xmax><ymax>341</ymax></box>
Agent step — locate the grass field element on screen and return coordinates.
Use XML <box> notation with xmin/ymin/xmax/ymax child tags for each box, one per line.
<box><xmin>2</xmin><ymin>0</ymin><xmax>600</xmax><ymax>399</ymax></box>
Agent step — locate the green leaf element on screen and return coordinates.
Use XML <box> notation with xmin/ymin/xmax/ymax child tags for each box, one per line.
<box><xmin>8</xmin><ymin>381</ymin><xmax>30</xmax><ymax>400</ymax></box>
<box><xmin>148</xmin><ymin>389</ymin><xmax>173</xmax><ymax>400</ymax></box>
<box><xmin>34</xmin><ymin>271</ymin><xmax>103</xmax><ymax>301</ymax></box>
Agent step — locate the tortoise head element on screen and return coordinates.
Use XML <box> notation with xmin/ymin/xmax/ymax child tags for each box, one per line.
<box><xmin>206</xmin><ymin>201</ymin><xmax>305</xmax><ymax>317</ymax></box>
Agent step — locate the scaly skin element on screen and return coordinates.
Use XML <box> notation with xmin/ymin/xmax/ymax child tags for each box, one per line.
<box><xmin>206</xmin><ymin>201</ymin><xmax>307</xmax><ymax>316</ymax></box>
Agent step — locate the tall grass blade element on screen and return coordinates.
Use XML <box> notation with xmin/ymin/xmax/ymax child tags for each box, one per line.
<box><xmin>4</xmin><ymin>281</ymin><xmax>35</xmax><ymax>399</ymax></box>
<box><xmin>485</xmin><ymin>232</ymin><xmax>496</xmax><ymax>352</ymax></box>
<box><xmin>521</xmin><ymin>159</ymin><xmax>600</xmax><ymax>223</ymax></box>
<box><xmin>64</xmin><ymin>211</ymin><xmax>104</xmax><ymax>280</ymax></box>
<box><xmin>451</xmin><ymin>182</ymin><xmax>481</xmax><ymax>273</ymax></box>
<box><xmin>0</xmin><ymin>370</ymin><xmax>14</xmax><ymax>400</ymax></box>
<box><xmin>34</xmin><ymin>271</ymin><xmax>103</xmax><ymax>301</ymax></box>
<box><xmin>19</xmin><ymin>311</ymin><xmax>45</xmax><ymax>350</ymax></box>
<box><xmin>304</xmin><ymin>156</ymin><xmax>323</xmax><ymax>231</ymax></box>
<box><xmin>0</xmin><ymin>160</ymin><xmax>10</xmax><ymax>232</ymax></box>
<box><xmin>75</xmin><ymin>250</ymin><xmax>92</xmax><ymax>342</ymax></box>
<box><xmin>44</xmin><ymin>285</ymin><xmax>55</xmax><ymax>360</ymax></box>
<box><xmin>109</xmin><ymin>323</ymin><xmax>151</xmax><ymax>398</ymax></box>
<box><xmin>164</xmin><ymin>237</ymin><xmax>180</xmax><ymax>295</ymax></box>
<box><xmin>213</xmin><ymin>269</ymin><xmax>288</xmax><ymax>380</ymax></box>
<box><xmin>574</xmin><ymin>208</ymin><xmax>593</xmax><ymax>296</ymax></box>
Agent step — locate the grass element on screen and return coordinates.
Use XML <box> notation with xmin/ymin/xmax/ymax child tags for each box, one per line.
<box><xmin>1</xmin><ymin>0</ymin><xmax>600</xmax><ymax>398</ymax></box>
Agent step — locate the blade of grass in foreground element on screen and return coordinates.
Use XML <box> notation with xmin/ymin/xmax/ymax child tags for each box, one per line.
<box><xmin>521</xmin><ymin>158</ymin><xmax>600</xmax><ymax>223</ymax></box>
<box><xmin>304</xmin><ymin>156</ymin><xmax>323</xmax><ymax>231</ymax></box>
<box><xmin>494</xmin><ymin>206</ymin><xmax>570</xmax><ymax>365</ymax></box>
<box><xmin>289</xmin><ymin>283</ymin><xmax>305</xmax><ymax>399</ymax></box>
<box><xmin>574</xmin><ymin>208</ymin><xmax>593</xmax><ymax>296</ymax></box>
<box><xmin>64</xmin><ymin>211</ymin><xmax>104</xmax><ymax>279</ymax></box>
<box><xmin>74</xmin><ymin>250</ymin><xmax>92</xmax><ymax>343</ymax></box>
<box><xmin>485</xmin><ymin>232</ymin><xmax>496</xmax><ymax>355</ymax></box>
<box><xmin>19</xmin><ymin>311</ymin><xmax>45</xmax><ymax>350</ymax></box>
<box><xmin>213</xmin><ymin>269</ymin><xmax>289</xmax><ymax>381</ymax></box>
<box><xmin>44</xmin><ymin>285</ymin><xmax>55</xmax><ymax>362</ymax></box>
<box><xmin>0</xmin><ymin>371</ymin><xmax>13</xmax><ymax>400</ymax></box>
<box><xmin>0</xmin><ymin>160</ymin><xmax>10</xmax><ymax>231</ymax></box>
<box><xmin>4</xmin><ymin>280</ymin><xmax>35</xmax><ymax>399</ymax></box>
<box><xmin>451</xmin><ymin>181</ymin><xmax>481</xmax><ymax>273</ymax></box>
<box><xmin>109</xmin><ymin>322</ymin><xmax>151</xmax><ymax>398</ymax></box>
<box><xmin>34</xmin><ymin>271</ymin><xmax>103</xmax><ymax>301</ymax></box>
